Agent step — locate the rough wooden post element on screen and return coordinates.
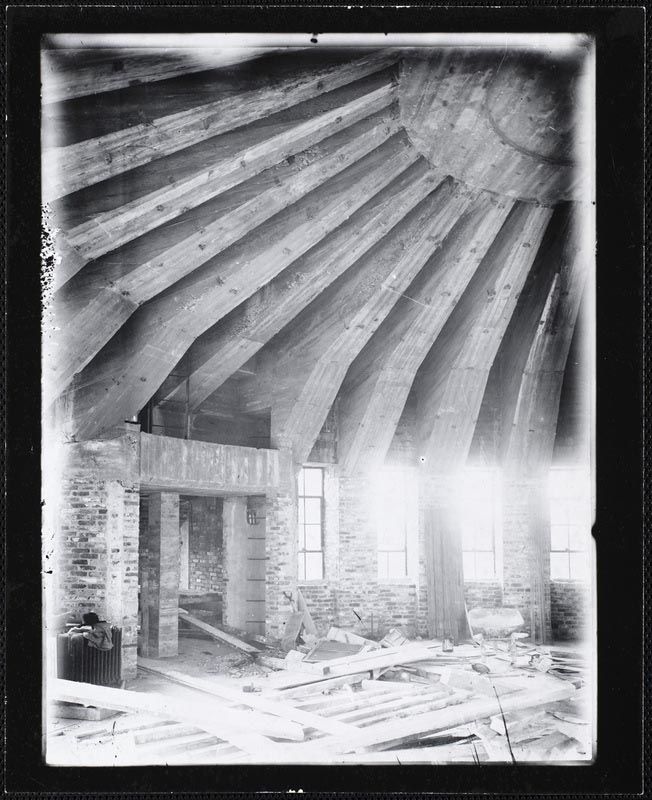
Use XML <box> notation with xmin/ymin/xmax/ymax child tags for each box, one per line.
<box><xmin>222</xmin><ymin>497</ymin><xmax>249</xmax><ymax>631</ymax></box>
<box><xmin>419</xmin><ymin>473</ymin><xmax>468</xmax><ymax>643</ymax></box>
<box><xmin>142</xmin><ymin>491</ymin><xmax>180</xmax><ymax>658</ymax></box>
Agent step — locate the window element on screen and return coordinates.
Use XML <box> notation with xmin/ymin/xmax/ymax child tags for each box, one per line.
<box><xmin>377</xmin><ymin>469</ymin><xmax>411</xmax><ymax>579</ymax></box>
<box><xmin>458</xmin><ymin>469</ymin><xmax>500</xmax><ymax>580</ymax></box>
<box><xmin>298</xmin><ymin>467</ymin><xmax>324</xmax><ymax>580</ymax></box>
<box><xmin>549</xmin><ymin>467</ymin><xmax>591</xmax><ymax>581</ymax></box>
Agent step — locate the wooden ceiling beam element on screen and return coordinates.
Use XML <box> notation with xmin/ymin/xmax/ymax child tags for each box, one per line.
<box><xmin>52</xmin><ymin>77</ymin><xmax>398</xmax><ymax>286</ymax></box>
<box><xmin>169</xmin><ymin>158</ymin><xmax>438</xmax><ymax>410</ymax></box>
<box><xmin>337</xmin><ymin>192</ymin><xmax>515</xmax><ymax>477</ymax></box>
<box><xmin>65</xmin><ymin>135</ymin><xmax>418</xmax><ymax>440</ymax></box>
<box><xmin>494</xmin><ymin>204</ymin><xmax>578</xmax><ymax>460</ymax></box>
<box><xmin>41</xmin><ymin>46</ymin><xmax>300</xmax><ymax>104</ymax></box>
<box><xmin>46</xmin><ymin>106</ymin><xmax>401</xmax><ymax>399</ymax></box>
<box><xmin>415</xmin><ymin>201</ymin><xmax>554</xmax><ymax>474</ymax></box>
<box><xmin>43</xmin><ymin>51</ymin><xmax>399</xmax><ymax>201</ymax></box>
<box><xmin>503</xmin><ymin>216</ymin><xmax>588</xmax><ymax>476</ymax></box>
<box><xmin>262</xmin><ymin>178</ymin><xmax>476</xmax><ymax>466</ymax></box>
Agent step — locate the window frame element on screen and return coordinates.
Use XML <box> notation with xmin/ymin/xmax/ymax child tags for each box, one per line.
<box><xmin>297</xmin><ymin>466</ymin><xmax>325</xmax><ymax>581</ymax></box>
<box><xmin>459</xmin><ymin>467</ymin><xmax>502</xmax><ymax>581</ymax></box>
<box><xmin>376</xmin><ymin>467</ymin><xmax>416</xmax><ymax>581</ymax></box>
<box><xmin>549</xmin><ymin>466</ymin><xmax>591</xmax><ymax>582</ymax></box>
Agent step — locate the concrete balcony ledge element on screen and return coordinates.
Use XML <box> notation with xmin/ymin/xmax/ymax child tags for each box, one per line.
<box><xmin>139</xmin><ymin>432</ymin><xmax>292</xmax><ymax>495</ymax></box>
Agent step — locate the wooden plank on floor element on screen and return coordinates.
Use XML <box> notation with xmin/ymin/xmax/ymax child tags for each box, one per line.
<box><xmin>178</xmin><ymin>609</ymin><xmax>260</xmax><ymax>654</ymax></box>
<box><xmin>267</xmin><ymin>673</ymin><xmax>369</xmax><ymax>698</ymax></box>
<box><xmin>297</xmin><ymin>687</ymin><xmax>409</xmax><ymax>717</ymax></box>
<box><xmin>295</xmin><ymin>684</ymin><xmax>401</xmax><ymax>711</ymax></box>
<box><xmin>332</xmin><ymin>688</ymin><xmax>453</xmax><ymax>725</ymax></box>
<box><xmin>330</xmin><ymin>676</ymin><xmax>576</xmax><ymax>754</ymax></box>
<box><xmin>49</xmin><ymin>678</ymin><xmax>303</xmax><ymax>746</ymax></box>
<box><xmin>137</xmin><ymin>658</ymin><xmax>360</xmax><ymax>739</ymax></box>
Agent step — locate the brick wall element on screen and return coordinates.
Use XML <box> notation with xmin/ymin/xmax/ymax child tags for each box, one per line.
<box><xmin>551</xmin><ymin>580</ymin><xmax>590</xmax><ymax>641</ymax></box>
<box><xmin>182</xmin><ymin>496</ymin><xmax>223</xmax><ymax>594</ymax></box>
<box><xmin>54</xmin><ymin>432</ymin><xmax>140</xmax><ymax>679</ymax></box>
<box><xmin>303</xmin><ymin>472</ymin><xmax>422</xmax><ymax>639</ymax></box>
<box><xmin>464</xmin><ymin>580</ymin><xmax>504</xmax><ymax>610</ymax></box>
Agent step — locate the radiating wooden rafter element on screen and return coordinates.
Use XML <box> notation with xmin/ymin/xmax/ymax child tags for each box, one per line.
<box><xmin>46</xmin><ymin>106</ymin><xmax>403</xmax><ymax>398</ymax></box>
<box><xmin>337</xmin><ymin>192</ymin><xmax>515</xmax><ymax>477</ymax></box>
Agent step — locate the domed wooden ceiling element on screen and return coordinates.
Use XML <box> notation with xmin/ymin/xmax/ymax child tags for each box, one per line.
<box><xmin>42</xmin><ymin>42</ymin><xmax>592</xmax><ymax>474</ymax></box>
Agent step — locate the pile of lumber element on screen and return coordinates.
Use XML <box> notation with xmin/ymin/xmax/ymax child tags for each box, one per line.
<box><xmin>48</xmin><ymin>616</ymin><xmax>591</xmax><ymax>764</ymax></box>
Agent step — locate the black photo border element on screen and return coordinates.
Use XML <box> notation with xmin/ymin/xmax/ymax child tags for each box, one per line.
<box><xmin>4</xmin><ymin>2</ymin><xmax>646</xmax><ymax>796</ymax></box>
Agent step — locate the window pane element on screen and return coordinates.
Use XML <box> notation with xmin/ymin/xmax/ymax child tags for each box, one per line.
<box><xmin>298</xmin><ymin>499</ymin><xmax>305</xmax><ymax>526</ymax></box>
<box><xmin>551</xmin><ymin>526</ymin><xmax>569</xmax><ymax>551</ymax></box>
<box><xmin>463</xmin><ymin>551</ymin><xmax>476</xmax><ymax>580</ymax></box>
<box><xmin>297</xmin><ymin>469</ymin><xmax>306</xmax><ymax>497</ymax></box>
<box><xmin>386</xmin><ymin>551</ymin><xmax>407</xmax><ymax>578</ymax></box>
<box><xmin>378</xmin><ymin>522</ymin><xmax>405</xmax><ymax>549</ymax></box>
<box><xmin>550</xmin><ymin>552</ymin><xmax>570</xmax><ymax>580</ymax></box>
<box><xmin>550</xmin><ymin>504</ymin><xmax>569</xmax><ymax>525</ymax></box>
<box><xmin>302</xmin><ymin>468</ymin><xmax>323</xmax><ymax>497</ymax></box>
<box><xmin>569</xmin><ymin>552</ymin><xmax>589</xmax><ymax>582</ymax></box>
<box><xmin>304</xmin><ymin>551</ymin><xmax>323</xmax><ymax>580</ymax></box>
<box><xmin>378</xmin><ymin>552</ymin><xmax>389</xmax><ymax>579</ymax></box>
<box><xmin>462</xmin><ymin>526</ymin><xmax>475</xmax><ymax>550</ymax></box>
<box><xmin>303</xmin><ymin>497</ymin><xmax>321</xmax><ymax>525</ymax></box>
<box><xmin>475</xmin><ymin>552</ymin><xmax>495</xmax><ymax>579</ymax></box>
<box><xmin>304</xmin><ymin>524</ymin><xmax>322</xmax><ymax>552</ymax></box>
<box><xmin>568</xmin><ymin>526</ymin><xmax>586</xmax><ymax>551</ymax></box>
<box><xmin>474</xmin><ymin>524</ymin><xmax>494</xmax><ymax>551</ymax></box>
<box><xmin>298</xmin><ymin>553</ymin><xmax>306</xmax><ymax>581</ymax></box>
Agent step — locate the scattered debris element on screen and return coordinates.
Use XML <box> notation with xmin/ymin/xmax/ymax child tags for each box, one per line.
<box><xmin>50</xmin><ymin>615</ymin><xmax>591</xmax><ymax>764</ymax></box>
<box><xmin>380</xmin><ymin>628</ymin><xmax>409</xmax><ymax>648</ymax></box>
<box><xmin>281</xmin><ymin>611</ymin><xmax>307</xmax><ymax>652</ymax></box>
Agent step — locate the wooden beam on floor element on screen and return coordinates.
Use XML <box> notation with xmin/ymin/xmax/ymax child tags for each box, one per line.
<box><xmin>178</xmin><ymin>609</ymin><xmax>260</xmax><ymax>654</ymax></box>
<box><xmin>137</xmin><ymin>659</ymin><xmax>359</xmax><ymax>739</ymax></box>
<box><xmin>315</xmin><ymin>674</ymin><xmax>575</xmax><ymax>755</ymax></box>
<box><xmin>47</xmin><ymin>104</ymin><xmax>400</xmax><ymax>396</ymax></box>
<box><xmin>53</xmin><ymin>78</ymin><xmax>398</xmax><ymax>279</ymax></box>
<box><xmin>262</xmin><ymin>177</ymin><xmax>475</xmax><ymax>465</ymax></box>
<box><xmin>171</xmin><ymin>158</ymin><xmax>436</xmax><ymax>410</ymax></box>
<box><xmin>43</xmin><ymin>50</ymin><xmax>399</xmax><ymax>200</ymax></box>
<box><xmin>61</xmin><ymin>137</ymin><xmax>418</xmax><ymax>437</ymax></box>
<box><xmin>49</xmin><ymin>678</ymin><xmax>304</xmax><ymax>745</ymax></box>
<box><xmin>337</xmin><ymin>192</ymin><xmax>515</xmax><ymax>476</ymax></box>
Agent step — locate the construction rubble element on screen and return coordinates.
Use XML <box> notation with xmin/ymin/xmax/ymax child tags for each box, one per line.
<box><xmin>47</xmin><ymin>606</ymin><xmax>592</xmax><ymax>765</ymax></box>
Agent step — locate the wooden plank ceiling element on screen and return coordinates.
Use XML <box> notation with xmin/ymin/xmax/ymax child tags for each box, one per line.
<box><xmin>43</xmin><ymin>43</ymin><xmax>591</xmax><ymax>469</ymax></box>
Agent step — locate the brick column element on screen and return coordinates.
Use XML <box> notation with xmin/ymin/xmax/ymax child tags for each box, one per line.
<box><xmin>141</xmin><ymin>491</ymin><xmax>180</xmax><ymax>657</ymax></box>
<box><xmin>502</xmin><ymin>478</ymin><xmax>552</xmax><ymax>642</ymax></box>
<box><xmin>52</xmin><ymin>431</ymin><xmax>140</xmax><ymax>679</ymax></box>
<box><xmin>222</xmin><ymin>497</ymin><xmax>248</xmax><ymax>631</ymax></box>
<box><xmin>264</xmin><ymin>488</ymin><xmax>299</xmax><ymax>639</ymax></box>
<box><xmin>335</xmin><ymin>473</ymin><xmax>379</xmax><ymax>636</ymax></box>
